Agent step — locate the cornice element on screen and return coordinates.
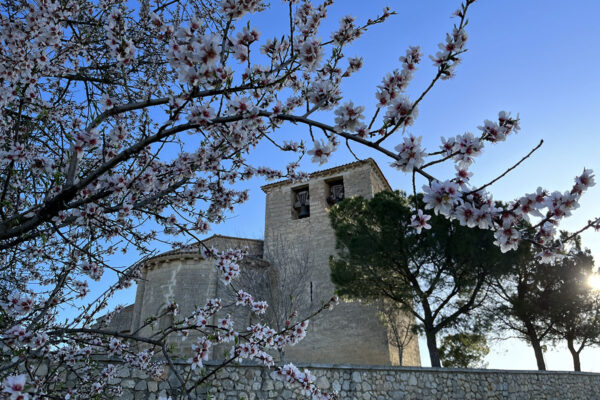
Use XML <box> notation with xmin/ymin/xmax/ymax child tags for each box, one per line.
<box><xmin>260</xmin><ymin>158</ymin><xmax>392</xmax><ymax>192</ymax></box>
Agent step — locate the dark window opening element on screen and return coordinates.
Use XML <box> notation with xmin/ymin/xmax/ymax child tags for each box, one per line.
<box><xmin>310</xmin><ymin>281</ymin><xmax>313</xmax><ymax>303</ymax></box>
<box><xmin>327</xmin><ymin>179</ymin><xmax>344</xmax><ymax>206</ymax></box>
<box><xmin>292</xmin><ymin>186</ymin><xmax>310</xmax><ymax>219</ymax></box>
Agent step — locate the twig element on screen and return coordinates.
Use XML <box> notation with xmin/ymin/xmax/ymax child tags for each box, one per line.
<box><xmin>466</xmin><ymin>139</ymin><xmax>543</xmax><ymax>195</ymax></box>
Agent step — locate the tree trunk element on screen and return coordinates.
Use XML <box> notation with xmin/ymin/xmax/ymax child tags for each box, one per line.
<box><xmin>390</xmin><ymin>325</ymin><xmax>404</xmax><ymax>366</ymax></box>
<box><xmin>566</xmin><ymin>337</ymin><xmax>581</xmax><ymax>372</ymax></box>
<box><xmin>397</xmin><ymin>344</ymin><xmax>404</xmax><ymax>366</ymax></box>
<box><xmin>530</xmin><ymin>338</ymin><xmax>546</xmax><ymax>371</ymax></box>
<box><xmin>425</xmin><ymin>329</ymin><xmax>441</xmax><ymax>367</ymax></box>
<box><xmin>525</xmin><ymin>322</ymin><xmax>546</xmax><ymax>370</ymax></box>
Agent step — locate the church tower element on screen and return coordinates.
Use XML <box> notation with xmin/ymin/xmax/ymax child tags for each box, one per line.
<box><xmin>261</xmin><ymin>159</ymin><xmax>421</xmax><ymax>366</ymax></box>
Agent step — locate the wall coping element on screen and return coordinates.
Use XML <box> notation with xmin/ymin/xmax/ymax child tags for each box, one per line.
<box><xmin>141</xmin><ymin>234</ymin><xmax>264</xmax><ymax>267</ymax></box>
<box><xmin>260</xmin><ymin>158</ymin><xmax>392</xmax><ymax>192</ymax></box>
<box><xmin>197</xmin><ymin>361</ymin><xmax>600</xmax><ymax>377</ymax></box>
<box><xmin>93</xmin><ymin>357</ymin><xmax>600</xmax><ymax>378</ymax></box>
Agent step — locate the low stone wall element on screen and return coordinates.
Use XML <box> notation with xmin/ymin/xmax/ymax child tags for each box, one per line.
<box><xmin>110</xmin><ymin>362</ymin><xmax>600</xmax><ymax>400</ymax></box>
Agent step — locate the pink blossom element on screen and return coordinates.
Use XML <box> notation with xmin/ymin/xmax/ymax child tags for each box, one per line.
<box><xmin>334</xmin><ymin>101</ymin><xmax>365</xmax><ymax>133</ymax></box>
<box><xmin>307</xmin><ymin>140</ymin><xmax>332</xmax><ymax>165</ymax></box>
<box><xmin>2</xmin><ymin>374</ymin><xmax>27</xmax><ymax>397</ymax></box>
<box><xmin>392</xmin><ymin>135</ymin><xmax>426</xmax><ymax>172</ymax></box>
<box><xmin>410</xmin><ymin>209</ymin><xmax>432</xmax><ymax>234</ymax></box>
<box><xmin>384</xmin><ymin>95</ymin><xmax>417</xmax><ymax>127</ymax></box>
<box><xmin>101</xmin><ymin>94</ymin><xmax>114</xmax><ymax>110</ymax></box>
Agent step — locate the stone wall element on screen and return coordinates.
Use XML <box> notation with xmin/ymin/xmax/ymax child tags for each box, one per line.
<box><xmin>107</xmin><ymin>362</ymin><xmax>600</xmax><ymax>400</ymax></box>
<box><xmin>127</xmin><ymin>236</ymin><xmax>264</xmax><ymax>356</ymax></box>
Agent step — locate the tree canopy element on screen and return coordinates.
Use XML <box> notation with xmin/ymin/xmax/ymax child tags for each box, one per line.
<box><xmin>439</xmin><ymin>333</ymin><xmax>490</xmax><ymax>369</ymax></box>
<box><xmin>329</xmin><ymin>191</ymin><xmax>517</xmax><ymax>367</ymax></box>
<box><xmin>482</xmin><ymin>233</ymin><xmax>600</xmax><ymax>371</ymax></box>
<box><xmin>548</xmin><ymin>245</ymin><xmax>600</xmax><ymax>371</ymax></box>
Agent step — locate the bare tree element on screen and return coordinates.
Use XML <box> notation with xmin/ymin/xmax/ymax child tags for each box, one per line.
<box><xmin>239</xmin><ymin>235</ymin><xmax>314</xmax><ymax>362</ymax></box>
<box><xmin>376</xmin><ymin>301</ymin><xmax>416</xmax><ymax>366</ymax></box>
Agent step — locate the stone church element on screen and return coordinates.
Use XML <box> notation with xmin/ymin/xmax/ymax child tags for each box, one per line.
<box><xmin>107</xmin><ymin>159</ymin><xmax>421</xmax><ymax>366</ymax></box>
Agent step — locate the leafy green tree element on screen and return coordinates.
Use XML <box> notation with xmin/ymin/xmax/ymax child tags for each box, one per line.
<box><xmin>486</xmin><ymin>236</ymin><xmax>600</xmax><ymax>371</ymax></box>
<box><xmin>546</xmin><ymin>240</ymin><xmax>600</xmax><ymax>371</ymax></box>
<box><xmin>486</xmin><ymin>242</ymin><xmax>560</xmax><ymax>371</ymax></box>
<box><xmin>329</xmin><ymin>191</ymin><xmax>515</xmax><ymax>367</ymax></box>
<box><xmin>439</xmin><ymin>333</ymin><xmax>490</xmax><ymax>368</ymax></box>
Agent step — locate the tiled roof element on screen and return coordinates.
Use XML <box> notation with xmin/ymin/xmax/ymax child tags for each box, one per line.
<box><xmin>260</xmin><ymin>158</ymin><xmax>391</xmax><ymax>192</ymax></box>
<box><xmin>144</xmin><ymin>234</ymin><xmax>263</xmax><ymax>263</ymax></box>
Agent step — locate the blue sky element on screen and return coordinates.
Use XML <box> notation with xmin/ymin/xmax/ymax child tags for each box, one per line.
<box><xmin>99</xmin><ymin>0</ymin><xmax>600</xmax><ymax>371</ymax></box>
<box><xmin>221</xmin><ymin>0</ymin><xmax>600</xmax><ymax>251</ymax></box>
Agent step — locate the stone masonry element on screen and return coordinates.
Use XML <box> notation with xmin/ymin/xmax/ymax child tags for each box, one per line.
<box><xmin>102</xmin><ymin>361</ymin><xmax>600</xmax><ymax>400</ymax></box>
<box><xmin>92</xmin><ymin>160</ymin><xmax>600</xmax><ymax>400</ymax></box>
<box><xmin>107</xmin><ymin>159</ymin><xmax>421</xmax><ymax>366</ymax></box>
<box><xmin>128</xmin><ymin>235</ymin><xmax>264</xmax><ymax>355</ymax></box>
<box><xmin>261</xmin><ymin>159</ymin><xmax>420</xmax><ymax>366</ymax></box>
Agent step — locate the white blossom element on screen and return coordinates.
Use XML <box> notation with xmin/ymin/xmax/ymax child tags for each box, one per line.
<box><xmin>410</xmin><ymin>209</ymin><xmax>432</xmax><ymax>233</ymax></box>
<box><xmin>392</xmin><ymin>135</ymin><xmax>426</xmax><ymax>172</ymax></box>
<box><xmin>307</xmin><ymin>140</ymin><xmax>332</xmax><ymax>165</ymax></box>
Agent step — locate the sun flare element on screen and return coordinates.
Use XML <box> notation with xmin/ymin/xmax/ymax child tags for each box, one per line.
<box><xmin>588</xmin><ymin>274</ymin><xmax>600</xmax><ymax>290</ymax></box>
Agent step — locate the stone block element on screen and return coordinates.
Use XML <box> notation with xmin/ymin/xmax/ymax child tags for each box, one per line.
<box><xmin>316</xmin><ymin>376</ymin><xmax>330</xmax><ymax>390</ymax></box>
<box><xmin>120</xmin><ymin>391</ymin><xmax>134</xmax><ymax>400</ymax></box>
<box><xmin>262</xmin><ymin>380</ymin><xmax>274</xmax><ymax>391</ymax></box>
<box><xmin>35</xmin><ymin>363</ymin><xmax>48</xmax><ymax>377</ymax></box>
<box><xmin>147</xmin><ymin>381</ymin><xmax>158</xmax><ymax>392</ymax></box>
<box><xmin>332</xmin><ymin>380</ymin><xmax>341</xmax><ymax>392</ymax></box>
<box><xmin>132</xmin><ymin>369</ymin><xmax>149</xmax><ymax>379</ymax></box>
<box><xmin>121</xmin><ymin>379</ymin><xmax>135</xmax><ymax>389</ymax></box>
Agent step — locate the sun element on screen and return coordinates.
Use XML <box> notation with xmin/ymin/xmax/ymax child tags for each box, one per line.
<box><xmin>588</xmin><ymin>273</ymin><xmax>600</xmax><ymax>291</ymax></box>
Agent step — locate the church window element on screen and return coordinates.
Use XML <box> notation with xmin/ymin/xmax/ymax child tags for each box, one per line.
<box><xmin>326</xmin><ymin>178</ymin><xmax>344</xmax><ymax>206</ymax></box>
<box><xmin>292</xmin><ymin>186</ymin><xmax>310</xmax><ymax>219</ymax></box>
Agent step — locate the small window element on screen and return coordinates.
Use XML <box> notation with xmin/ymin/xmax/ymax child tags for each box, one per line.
<box><xmin>327</xmin><ymin>178</ymin><xmax>344</xmax><ymax>206</ymax></box>
<box><xmin>292</xmin><ymin>186</ymin><xmax>310</xmax><ymax>219</ymax></box>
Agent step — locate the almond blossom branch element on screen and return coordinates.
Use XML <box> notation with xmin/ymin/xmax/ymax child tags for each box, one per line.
<box><xmin>467</xmin><ymin>139</ymin><xmax>544</xmax><ymax>195</ymax></box>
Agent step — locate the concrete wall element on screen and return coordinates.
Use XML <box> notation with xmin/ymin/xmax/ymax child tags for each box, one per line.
<box><xmin>104</xmin><ymin>362</ymin><xmax>600</xmax><ymax>400</ymax></box>
<box><xmin>261</xmin><ymin>160</ymin><xmax>420</xmax><ymax>366</ymax></box>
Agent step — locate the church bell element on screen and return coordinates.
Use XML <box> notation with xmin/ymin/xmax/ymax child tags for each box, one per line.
<box><xmin>294</xmin><ymin>189</ymin><xmax>310</xmax><ymax>219</ymax></box>
<box><xmin>298</xmin><ymin>203</ymin><xmax>310</xmax><ymax>219</ymax></box>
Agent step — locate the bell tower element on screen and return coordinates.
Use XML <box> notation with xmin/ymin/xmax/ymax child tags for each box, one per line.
<box><xmin>261</xmin><ymin>158</ymin><xmax>421</xmax><ymax>366</ymax></box>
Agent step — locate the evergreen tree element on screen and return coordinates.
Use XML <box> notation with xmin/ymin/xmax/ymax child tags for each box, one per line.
<box><xmin>486</xmin><ymin>246</ymin><xmax>554</xmax><ymax>370</ymax></box>
<box><xmin>439</xmin><ymin>333</ymin><xmax>490</xmax><ymax>368</ymax></box>
<box><xmin>547</xmin><ymin>239</ymin><xmax>600</xmax><ymax>371</ymax></box>
<box><xmin>329</xmin><ymin>191</ymin><xmax>515</xmax><ymax>367</ymax></box>
<box><xmin>487</xmin><ymin>236</ymin><xmax>600</xmax><ymax>371</ymax></box>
